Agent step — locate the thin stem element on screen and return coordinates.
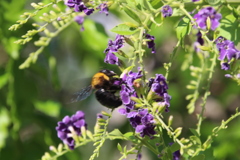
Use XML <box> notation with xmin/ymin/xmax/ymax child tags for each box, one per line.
<box><xmin>135</xmin><ymin>136</ymin><xmax>160</xmax><ymax>155</ymax></box>
<box><xmin>155</xmin><ymin>115</ymin><xmax>184</xmax><ymax>148</ymax></box>
<box><xmin>196</xmin><ymin>50</ymin><xmax>218</xmax><ymax>134</ymax></box>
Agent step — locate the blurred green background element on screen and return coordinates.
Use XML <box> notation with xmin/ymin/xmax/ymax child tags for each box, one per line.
<box><xmin>0</xmin><ymin>0</ymin><xmax>240</xmax><ymax>160</ymax></box>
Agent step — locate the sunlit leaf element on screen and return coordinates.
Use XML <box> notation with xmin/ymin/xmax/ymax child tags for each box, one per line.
<box><xmin>111</xmin><ymin>23</ymin><xmax>139</xmax><ymax>35</ymax></box>
<box><xmin>34</xmin><ymin>100</ymin><xmax>61</xmax><ymax>117</ymax></box>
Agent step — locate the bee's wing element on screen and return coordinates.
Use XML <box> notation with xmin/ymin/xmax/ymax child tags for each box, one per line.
<box><xmin>70</xmin><ymin>85</ymin><xmax>93</xmax><ymax>103</ymax></box>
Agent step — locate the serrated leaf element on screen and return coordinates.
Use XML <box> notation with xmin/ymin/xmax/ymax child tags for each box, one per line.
<box><xmin>111</xmin><ymin>23</ymin><xmax>139</xmax><ymax>35</ymax></box>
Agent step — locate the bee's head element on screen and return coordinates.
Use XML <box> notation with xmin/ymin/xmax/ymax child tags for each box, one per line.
<box><xmin>99</xmin><ymin>69</ymin><xmax>117</xmax><ymax>77</ymax></box>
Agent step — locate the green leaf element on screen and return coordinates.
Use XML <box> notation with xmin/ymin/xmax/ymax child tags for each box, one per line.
<box><xmin>142</xmin><ymin>0</ymin><xmax>154</xmax><ymax>10</ymax></box>
<box><xmin>205</xmin><ymin>0</ymin><xmax>221</xmax><ymax>6</ymax></box>
<box><xmin>111</xmin><ymin>23</ymin><xmax>139</xmax><ymax>35</ymax></box>
<box><xmin>190</xmin><ymin>135</ymin><xmax>202</xmax><ymax>145</ymax></box>
<box><xmin>218</xmin><ymin>14</ymin><xmax>240</xmax><ymax>45</ymax></box>
<box><xmin>2</xmin><ymin>37</ymin><xmax>20</xmax><ymax>59</ymax></box>
<box><xmin>0</xmin><ymin>108</ymin><xmax>11</xmax><ymax>149</ymax></box>
<box><xmin>117</xmin><ymin>143</ymin><xmax>122</xmax><ymax>152</ymax></box>
<box><xmin>123</xmin><ymin>132</ymin><xmax>138</xmax><ymax>142</ymax></box>
<box><xmin>109</xmin><ymin>129</ymin><xmax>123</xmax><ymax>136</ymax></box>
<box><xmin>189</xmin><ymin>128</ymin><xmax>200</xmax><ymax>137</ymax></box>
<box><xmin>176</xmin><ymin>17</ymin><xmax>191</xmax><ymax>47</ymax></box>
<box><xmin>169</xmin><ymin>143</ymin><xmax>180</xmax><ymax>153</ymax></box>
<box><xmin>123</xmin><ymin>7</ymin><xmax>142</xmax><ymax>24</ymax></box>
<box><xmin>198</xmin><ymin>46</ymin><xmax>211</xmax><ymax>51</ymax></box>
<box><xmin>108</xmin><ymin>129</ymin><xmax>125</xmax><ymax>140</ymax></box>
<box><xmin>81</xmin><ymin>19</ymin><xmax>108</xmax><ymax>51</ymax></box>
<box><xmin>34</xmin><ymin>100</ymin><xmax>61</xmax><ymax>117</ymax></box>
<box><xmin>0</xmin><ymin>73</ymin><xmax>9</xmax><ymax>89</ymax></box>
<box><xmin>190</xmin><ymin>154</ymin><xmax>205</xmax><ymax>160</ymax></box>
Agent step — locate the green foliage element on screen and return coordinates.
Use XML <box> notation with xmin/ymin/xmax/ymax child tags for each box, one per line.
<box><xmin>1</xmin><ymin>0</ymin><xmax>240</xmax><ymax>160</ymax></box>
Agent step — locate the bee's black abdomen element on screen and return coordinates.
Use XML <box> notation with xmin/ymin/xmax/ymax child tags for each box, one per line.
<box><xmin>95</xmin><ymin>89</ymin><xmax>122</xmax><ymax>109</ymax></box>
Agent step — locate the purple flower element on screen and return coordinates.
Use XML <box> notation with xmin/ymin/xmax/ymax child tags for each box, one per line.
<box><xmin>97</xmin><ymin>113</ymin><xmax>103</xmax><ymax>119</ymax></box>
<box><xmin>215</xmin><ymin>36</ymin><xmax>226</xmax><ymax>50</ymax></box>
<box><xmin>97</xmin><ymin>2</ymin><xmax>109</xmax><ymax>16</ymax></box>
<box><xmin>77</xmin><ymin>2</ymin><xmax>94</xmax><ymax>15</ymax></box>
<box><xmin>149</xmin><ymin>74</ymin><xmax>171</xmax><ymax>112</ymax></box>
<box><xmin>237</xmin><ymin>74</ymin><xmax>240</xmax><ymax>79</ymax></box>
<box><xmin>161</xmin><ymin>5</ymin><xmax>173</xmax><ymax>17</ymax></box>
<box><xmin>192</xmin><ymin>0</ymin><xmax>199</xmax><ymax>2</ymax></box>
<box><xmin>169</xmin><ymin>143</ymin><xmax>181</xmax><ymax>160</ymax></box>
<box><xmin>120</xmin><ymin>69</ymin><xmax>143</xmax><ymax>109</ymax></box>
<box><xmin>217</xmin><ymin>40</ymin><xmax>239</xmax><ymax>61</ymax></box>
<box><xmin>145</xmin><ymin>34</ymin><xmax>156</xmax><ymax>53</ymax></box>
<box><xmin>225</xmin><ymin>74</ymin><xmax>232</xmax><ymax>78</ymax></box>
<box><xmin>104</xmin><ymin>35</ymin><xmax>124</xmax><ymax>65</ymax></box>
<box><xmin>214</xmin><ymin>36</ymin><xmax>240</xmax><ymax>71</ymax></box>
<box><xmin>193</xmin><ymin>7</ymin><xmax>222</xmax><ymax>30</ymax></box>
<box><xmin>173</xmin><ymin>149</ymin><xmax>181</xmax><ymax>160</ymax></box>
<box><xmin>215</xmin><ymin>36</ymin><xmax>240</xmax><ymax>60</ymax></box>
<box><xmin>65</xmin><ymin>0</ymin><xmax>81</xmax><ymax>9</ymax></box>
<box><xmin>137</xmin><ymin>153</ymin><xmax>142</xmax><ymax>160</ymax></box>
<box><xmin>74</xmin><ymin>15</ymin><xmax>84</xmax><ymax>31</ymax></box>
<box><xmin>196</xmin><ymin>31</ymin><xmax>204</xmax><ymax>46</ymax></box>
<box><xmin>56</xmin><ymin>111</ymin><xmax>87</xmax><ymax>150</ymax></box>
<box><xmin>221</xmin><ymin>62</ymin><xmax>230</xmax><ymax>70</ymax></box>
<box><xmin>194</xmin><ymin>31</ymin><xmax>204</xmax><ymax>52</ymax></box>
<box><xmin>65</xmin><ymin>0</ymin><xmax>94</xmax><ymax>15</ymax></box>
<box><xmin>104</xmin><ymin>52</ymin><xmax>120</xmax><ymax>65</ymax></box>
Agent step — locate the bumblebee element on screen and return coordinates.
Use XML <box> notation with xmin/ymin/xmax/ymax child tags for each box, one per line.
<box><xmin>71</xmin><ymin>69</ymin><xmax>122</xmax><ymax>109</ymax></box>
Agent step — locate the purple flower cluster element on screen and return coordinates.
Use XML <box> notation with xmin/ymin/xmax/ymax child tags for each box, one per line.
<box><xmin>119</xmin><ymin>69</ymin><xmax>156</xmax><ymax>138</ymax></box>
<box><xmin>65</xmin><ymin>0</ymin><xmax>94</xmax><ymax>15</ymax></box>
<box><xmin>97</xmin><ymin>2</ymin><xmax>109</xmax><ymax>16</ymax></box>
<box><xmin>119</xmin><ymin>69</ymin><xmax>171</xmax><ymax>138</ymax></box>
<box><xmin>148</xmin><ymin>74</ymin><xmax>171</xmax><ymax>112</ymax></box>
<box><xmin>129</xmin><ymin>109</ymin><xmax>156</xmax><ymax>138</ymax></box>
<box><xmin>161</xmin><ymin>5</ymin><xmax>173</xmax><ymax>18</ymax></box>
<box><xmin>215</xmin><ymin>36</ymin><xmax>240</xmax><ymax>70</ymax></box>
<box><xmin>145</xmin><ymin>34</ymin><xmax>156</xmax><ymax>53</ymax></box>
<box><xmin>56</xmin><ymin>111</ymin><xmax>87</xmax><ymax>150</ymax></box>
<box><xmin>104</xmin><ymin>35</ymin><xmax>124</xmax><ymax>65</ymax></box>
<box><xmin>193</xmin><ymin>7</ymin><xmax>222</xmax><ymax>30</ymax></box>
<box><xmin>120</xmin><ymin>69</ymin><xmax>143</xmax><ymax>110</ymax></box>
